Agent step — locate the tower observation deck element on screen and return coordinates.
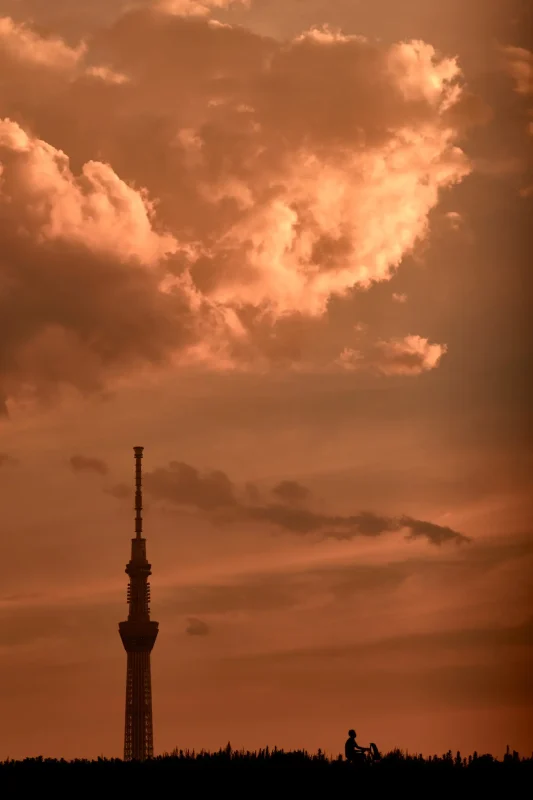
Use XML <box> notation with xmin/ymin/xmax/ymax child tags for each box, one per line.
<box><xmin>118</xmin><ymin>446</ymin><xmax>158</xmax><ymax>761</ymax></box>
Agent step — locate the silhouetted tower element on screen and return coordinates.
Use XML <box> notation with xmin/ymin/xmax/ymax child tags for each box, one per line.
<box><xmin>119</xmin><ymin>447</ymin><xmax>158</xmax><ymax>761</ymax></box>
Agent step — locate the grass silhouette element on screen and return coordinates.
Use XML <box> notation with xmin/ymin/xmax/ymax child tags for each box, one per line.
<box><xmin>1</xmin><ymin>745</ymin><xmax>530</xmax><ymax>790</ymax></box>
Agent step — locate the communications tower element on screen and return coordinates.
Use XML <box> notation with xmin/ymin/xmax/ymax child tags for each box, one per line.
<box><xmin>119</xmin><ymin>446</ymin><xmax>158</xmax><ymax>760</ymax></box>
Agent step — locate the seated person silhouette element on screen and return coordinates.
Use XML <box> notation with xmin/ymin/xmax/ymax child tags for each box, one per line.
<box><xmin>345</xmin><ymin>729</ymin><xmax>369</xmax><ymax>763</ymax></box>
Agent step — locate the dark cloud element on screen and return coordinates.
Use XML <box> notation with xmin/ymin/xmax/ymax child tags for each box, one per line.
<box><xmin>399</xmin><ymin>515</ymin><xmax>470</xmax><ymax>545</ymax></box>
<box><xmin>144</xmin><ymin>461</ymin><xmax>237</xmax><ymax>510</ymax></box>
<box><xmin>271</xmin><ymin>480</ymin><xmax>310</xmax><ymax>505</ymax></box>
<box><xmin>185</xmin><ymin>617</ymin><xmax>210</xmax><ymax>636</ymax></box>
<box><xmin>246</xmin><ymin>502</ymin><xmax>468</xmax><ymax>546</ymax></box>
<box><xmin>142</xmin><ymin>460</ymin><xmax>468</xmax><ymax>545</ymax></box>
<box><xmin>69</xmin><ymin>454</ymin><xmax>109</xmax><ymax>475</ymax></box>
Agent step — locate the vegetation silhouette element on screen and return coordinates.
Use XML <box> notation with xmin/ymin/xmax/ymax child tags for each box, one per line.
<box><xmin>1</xmin><ymin>744</ymin><xmax>529</xmax><ymax>790</ymax></box>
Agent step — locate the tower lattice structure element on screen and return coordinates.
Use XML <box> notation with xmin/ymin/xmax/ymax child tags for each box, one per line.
<box><xmin>119</xmin><ymin>446</ymin><xmax>159</xmax><ymax>761</ymax></box>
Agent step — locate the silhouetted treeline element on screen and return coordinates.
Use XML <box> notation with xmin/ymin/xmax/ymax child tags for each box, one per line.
<box><xmin>1</xmin><ymin>745</ymin><xmax>530</xmax><ymax>790</ymax></box>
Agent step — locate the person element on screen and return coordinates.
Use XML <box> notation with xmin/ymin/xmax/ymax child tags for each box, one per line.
<box><xmin>345</xmin><ymin>729</ymin><xmax>370</xmax><ymax>763</ymax></box>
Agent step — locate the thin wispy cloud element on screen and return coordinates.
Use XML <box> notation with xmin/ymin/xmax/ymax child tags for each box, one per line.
<box><xmin>69</xmin><ymin>455</ymin><xmax>109</xmax><ymax>476</ymax></box>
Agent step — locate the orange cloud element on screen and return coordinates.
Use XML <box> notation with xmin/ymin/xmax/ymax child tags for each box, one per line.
<box><xmin>0</xmin><ymin>15</ymin><xmax>86</xmax><ymax>70</ymax></box>
<box><xmin>337</xmin><ymin>336</ymin><xmax>447</xmax><ymax>376</ymax></box>
<box><xmin>500</xmin><ymin>45</ymin><xmax>533</xmax><ymax>96</ymax></box>
<box><xmin>499</xmin><ymin>45</ymin><xmax>533</xmax><ymax>138</ymax></box>
<box><xmin>85</xmin><ymin>65</ymin><xmax>130</xmax><ymax>85</ymax></box>
<box><xmin>156</xmin><ymin>0</ymin><xmax>249</xmax><ymax>17</ymax></box>
<box><xmin>0</xmin><ymin>10</ymin><xmax>481</xmax><ymax>405</ymax></box>
<box><xmin>183</xmin><ymin>34</ymin><xmax>471</xmax><ymax>316</ymax></box>
<box><xmin>0</xmin><ymin>119</ymin><xmax>177</xmax><ymax>264</ymax></box>
<box><xmin>392</xmin><ymin>292</ymin><xmax>408</xmax><ymax>303</ymax></box>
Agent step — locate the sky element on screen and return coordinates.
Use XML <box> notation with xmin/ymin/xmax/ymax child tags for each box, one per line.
<box><xmin>0</xmin><ymin>0</ymin><xmax>532</xmax><ymax>761</ymax></box>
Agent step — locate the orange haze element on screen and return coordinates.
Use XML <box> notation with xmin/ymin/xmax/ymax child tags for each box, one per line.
<box><xmin>0</xmin><ymin>0</ymin><xmax>531</xmax><ymax>761</ymax></box>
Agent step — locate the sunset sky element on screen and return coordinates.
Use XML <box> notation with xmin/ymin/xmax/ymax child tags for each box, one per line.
<box><xmin>0</xmin><ymin>0</ymin><xmax>531</xmax><ymax>761</ymax></box>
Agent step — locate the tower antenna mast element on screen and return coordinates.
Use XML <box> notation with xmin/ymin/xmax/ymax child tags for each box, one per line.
<box><xmin>134</xmin><ymin>446</ymin><xmax>143</xmax><ymax>539</ymax></box>
<box><xmin>118</xmin><ymin>447</ymin><xmax>159</xmax><ymax>761</ymax></box>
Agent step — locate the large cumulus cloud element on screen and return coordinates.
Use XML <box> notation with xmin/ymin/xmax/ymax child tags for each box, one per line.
<box><xmin>0</xmin><ymin>118</ymin><xmax>197</xmax><ymax>404</ymax></box>
<box><xmin>0</xmin><ymin>8</ymin><xmax>481</xmax><ymax>406</ymax></box>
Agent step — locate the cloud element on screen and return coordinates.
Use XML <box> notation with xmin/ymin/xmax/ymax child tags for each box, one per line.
<box><xmin>337</xmin><ymin>335</ymin><xmax>447</xmax><ymax>376</ymax></box>
<box><xmin>500</xmin><ymin>45</ymin><xmax>533</xmax><ymax>96</ymax></box>
<box><xmin>398</xmin><ymin>516</ymin><xmax>468</xmax><ymax>545</ymax></box>
<box><xmin>0</xmin><ymin>15</ymin><xmax>86</xmax><ymax>71</ymax></box>
<box><xmin>271</xmin><ymin>480</ymin><xmax>310</xmax><ymax>506</ymax></box>
<box><xmin>156</xmin><ymin>0</ymin><xmax>249</xmax><ymax>17</ymax></box>
<box><xmin>445</xmin><ymin>210</ymin><xmax>463</xmax><ymax>231</ymax></box>
<box><xmin>0</xmin><ymin>10</ymin><xmax>482</xmax><ymax>405</ymax></box>
<box><xmin>85</xmin><ymin>65</ymin><xmax>130</xmax><ymax>85</ymax></box>
<box><xmin>185</xmin><ymin>616</ymin><xmax>210</xmax><ymax>635</ymax></box>
<box><xmin>392</xmin><ymin>292</ymin><xmax>407</xmax><ymax>303</ymax></box>
<box><xmin>144</xmin><ymin>461</ymin><xmax>237</xmax><ymax>510</ymax></box>
<box><xmin>248</xmin><ymin>505</ymin><xmax>468</xmax><ymax>545</ymax></box>
<box><xmin>499</xmin><ymin>45</ymin><xmax>533</xmax><ymax>138</ymax></box>
<box><xmin>372</xmin><ymin>336</ymin><xmax>448</xmax><ymax>376</ymax></box>
<box><xmin>0</xmin><ymin>116</ymin><xmax>196</xmax><ymax>408</ymax></box>
<box><xmin>0</xmin><ymin>119</ymin><xmax>177</xmax><ymax>264</ymax></box>
<box><xmin>141</xmin><ymin>460</ymin><xmax>469</xmax><ymax>545</ymax></box>
<box><xmin>69</xmin><ymin>454</ymin><xmax>109</xmax><ymax>476</ymax></box>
